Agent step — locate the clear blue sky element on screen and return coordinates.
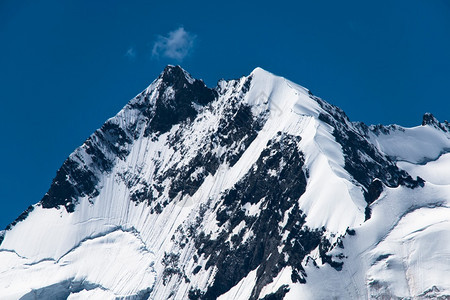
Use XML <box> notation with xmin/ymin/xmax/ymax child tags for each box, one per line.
<box><xmin>1</xmin><ymin>0</ymin><xmax>449</xmax><ymax>229</ymax></box>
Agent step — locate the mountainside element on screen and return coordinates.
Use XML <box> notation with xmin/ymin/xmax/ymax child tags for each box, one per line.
<box><xmin>1</xmin><ymin>65</ymin><xmax>449</xmax><ymax>299</ymax></box>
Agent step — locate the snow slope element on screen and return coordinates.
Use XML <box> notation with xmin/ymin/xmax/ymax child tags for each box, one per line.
<box><xmin>0</xmin><ymin>65</ymin><xmax>449</xmax><ymax>299</ymax></box>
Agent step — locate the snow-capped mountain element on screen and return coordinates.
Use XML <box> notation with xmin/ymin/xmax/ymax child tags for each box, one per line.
<box><xmin>1</xmin><ymin>65</ymin><xmax>449</xmax><ymax>299</ymax></box>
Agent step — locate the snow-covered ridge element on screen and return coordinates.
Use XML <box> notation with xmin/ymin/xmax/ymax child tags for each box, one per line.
<box><xmin>1</xmin><ymin>66</ymin><xmax>449</xmax><ymax>299</ymax></box>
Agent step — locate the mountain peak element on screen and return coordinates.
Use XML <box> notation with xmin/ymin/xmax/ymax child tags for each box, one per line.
<box><xmin>422</xmin><ymin>112</ymin><xmax>448</xmax><ymax>132</ymax></box>
<box><xmin>422</xmin><ymin>112</ymin><xmax>439</xmax><ymax>125</ymax></box>
<box><xmin>141</xmin><ymin>65</ymin><xmax>216</xmax><ymax>135</ymax></box>
<box><xmin>160</xmin><ymin>64</ymin><xmax>195</xmax><ymax>85</ymax></box>
<box><xmin>250</xmin><ymin>66</ymin><xmax>276</xmax><ymax>79</ymax></box>
<box><xmin>250</xmin><ymin>66</ymin><xmax>267</xmax><ymax>74</ymax></box>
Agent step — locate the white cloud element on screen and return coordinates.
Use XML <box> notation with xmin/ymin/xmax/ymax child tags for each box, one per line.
<box><xmin>152</xmin><ymin>27</ymin><xmax>196</xmax><ymax>61</ymax></box>
<box><xmin>125</xmin><ymin>47</ymin><xmax>136</xmax><ymax>60</ymax></box>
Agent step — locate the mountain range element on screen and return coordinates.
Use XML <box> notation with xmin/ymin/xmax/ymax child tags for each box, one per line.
<box><xmin>1</xmin><ymin>65</ymin><xmax>449</xmax><ymax>299</ymax></box>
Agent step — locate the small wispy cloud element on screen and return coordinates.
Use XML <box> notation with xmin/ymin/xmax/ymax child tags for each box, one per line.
<box><xmin>125</xmin><ymin>47</ymin><xmax>136</xmax><ymax>60</ymax></box>
<box><xmin>152</xmin><ymin>27</ymin><xmax>196</xmax><ymax>61</ymax></box>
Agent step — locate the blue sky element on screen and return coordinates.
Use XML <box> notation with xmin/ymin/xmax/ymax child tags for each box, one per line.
<box><xmin>1</xmin><ymin>0</ymin><xmax>449</xmax><ymax>228</ymax></box>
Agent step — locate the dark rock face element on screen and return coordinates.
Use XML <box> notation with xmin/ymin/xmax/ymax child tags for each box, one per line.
<box><xmin>313</xmin><ymin>96</ymin><xmax>423</xmax><ymax>210</ymax></box>
<box><xmin>144</xmin><ymin>66</ymin><xmax>217</xmax><ymax>136</ymax></box>
<box><xmin>164</xmin><ymin>150</ymin><xmax>221</xmax><ymax>202</ymax></box>
<box><xmin>40</xmin><ymin>116</ymin><xmax>139</xmax><ymax>212</ymax></box>
<box><xmin>422</xmin><ymin>112</ymin><xmax>439</xmax><ymax>126</ymax></box>
<box><xmin>40</xmin><ymin>158</ymin><xmax>98</xmax><ymax>212</ymax></box>
<box><xmin>216</xmin><ymin>103</ymin><xmax>263</xmax><ymax>166</ymax></box>
<box><xmin>129</xmin><ymin>76</ymin><xmax>263</xmax><ymax>211</ymax></box>
<box><xmin>160</xmin><ymin>102</ymin><xmax>263</xmax><ymax>206</ymax></box>
<box><xmin>259</xmin><ymin>285</ymin><xmax>290</xmax><ymax>300</ymax></box>
<box><xmin>364</xmin><ymin>179</ymin><xmax>384</xmax><ymax>206</ymax></box>
<box><xmin>422</xmin><ymin>112</ymin><xmax>448</xmax><ymax>132</ymax></box>
<box><xmin>40</xmin><ymin>65</ymin><xmax>216</xmax><ymax>215</ymax></box>
<box><xmin>182</xmin><ymin>134</ymin><xmax>325</xmax><ymax>300</ymax></box>
<box><xmin>5</xmin><ymin>205</ymin><xmax>35</xmax><ymax>231</ymax></box>
<box><xmin>318</xmin><ymin>237</ymin><xmax>343</xmax><ymax>271</ymax></box>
